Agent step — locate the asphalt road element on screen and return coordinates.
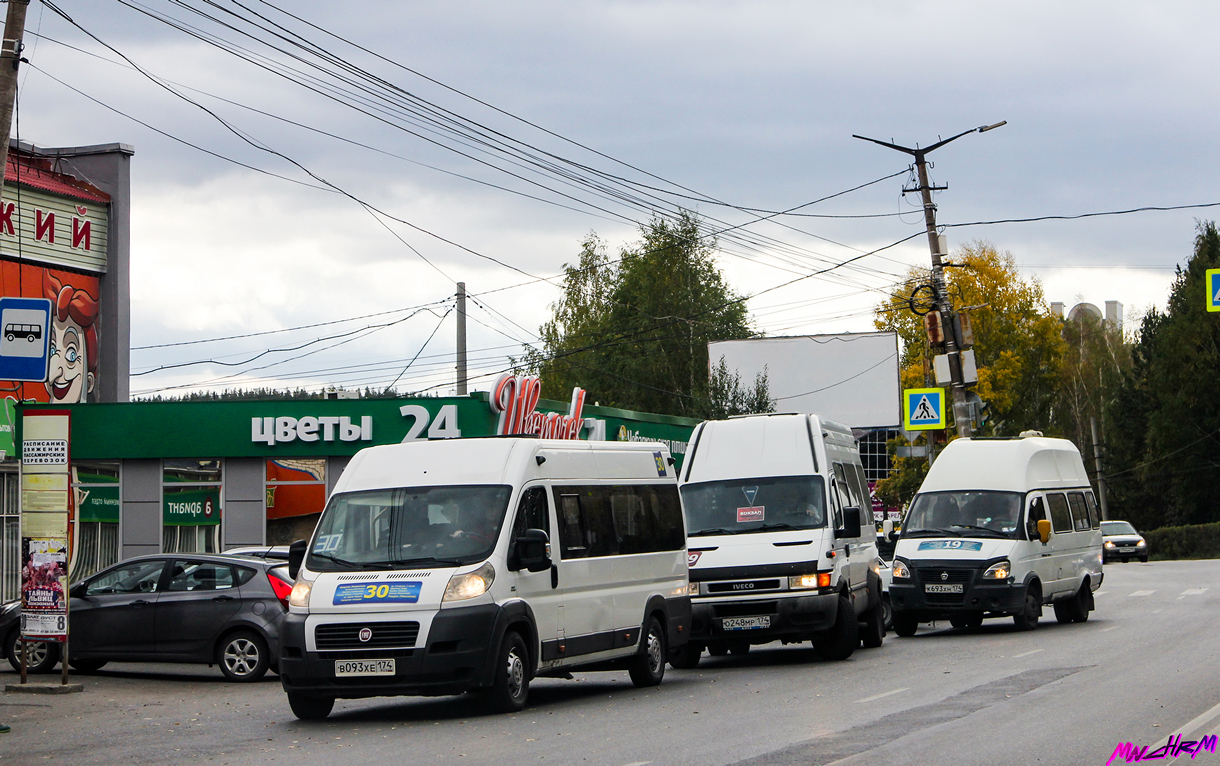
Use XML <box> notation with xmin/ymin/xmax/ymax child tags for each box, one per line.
<box><xmin>2</xmin><ymin>559</ymin><xmax>1219</xmax><ymax>766</ymax></box>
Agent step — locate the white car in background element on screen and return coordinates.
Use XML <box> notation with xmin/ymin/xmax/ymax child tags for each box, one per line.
<box><xmin>1101</xmin><ymin>521</ymin><xmax>1149</xmax><ymax>563</ymax></box>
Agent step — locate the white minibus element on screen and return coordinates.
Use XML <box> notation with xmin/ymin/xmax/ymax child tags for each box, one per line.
<box><xmin>889</xmin><ymin>435</ymin><xmax>1103</xmax><ymax>635</ymax></box>
<box><xmin>672</xmin><ymin>414</ymin><xmax>884</xmax><ymax>668</ymax></box>
<box><xmin>278</xmin><ymin>437</ymin><xmax>691</xmax><ymax>718</ymax></box>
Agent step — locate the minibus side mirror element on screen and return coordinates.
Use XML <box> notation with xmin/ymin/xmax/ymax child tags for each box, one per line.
<box><xmin>512</xmin><ymin>529</ymin><xmax>552</xmax><ymax>573</ymax></box>
<box><xmin>837</xmin><ymin>507</ymin><xmax>862</xmax><ymax>539</ymax></box>
<box><xmin>288</xmin><ymin>539</ymin><xmax>308</xmax><ymax>580</ymax></box>
<box><xmin>1037</xmin><ymin>519</ymin><xmax>1051</xmax><ymax>545</ymax></box>
<box><xmin>882</xmin><ymin>519</ymin><xmax>894</xmax><ymax>537</ymax></box>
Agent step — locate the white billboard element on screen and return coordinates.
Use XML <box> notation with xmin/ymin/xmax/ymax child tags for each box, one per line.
<box><xmin>709</xmin><ymin>332</ymin><xmax>900</xmax><ymax>429</ymax></box>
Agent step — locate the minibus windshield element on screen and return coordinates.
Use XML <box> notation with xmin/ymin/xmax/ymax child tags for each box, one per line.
<box><xmin>680</xmin><ymin>476</ymin><xmax>826</xmax><ymax>536</ymax></box>
<box><xmin>307</xmin><ymin>485</ymin><xmax>512</xmax><ymax>571</ymax></box>
<box><xmin>903</xmin><ymin>491</ymin><xmax>1023</xmax><ymax>539</ymax></box>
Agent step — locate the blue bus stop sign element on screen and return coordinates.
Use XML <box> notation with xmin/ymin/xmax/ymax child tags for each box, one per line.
<box><xmin>0</xmin><ymin>297</ymin><xmax>52</xmax><ymax>382</ymax></box>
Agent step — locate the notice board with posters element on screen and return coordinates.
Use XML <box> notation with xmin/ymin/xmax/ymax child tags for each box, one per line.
<box><xmin>20</xmin><ymin>409</ymin><xmax>71</xmax><ymax>641</ymax></box>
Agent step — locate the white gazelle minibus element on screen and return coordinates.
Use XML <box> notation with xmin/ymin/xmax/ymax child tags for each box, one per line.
<box><xmin>278</xmin><ymin>437</ymin><xmax>692</xmax><ymax>718</ymax></box>
<box><xmin>889</xmin><ymin>435</ymin><xmax>1103</xmax><ymax>635</ymax></box>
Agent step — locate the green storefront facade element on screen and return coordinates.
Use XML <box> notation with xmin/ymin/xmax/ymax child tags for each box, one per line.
<box><xmin>11</xmin><ymin>392</ymin><xmax>699</xmax><ymax>587</ymax></box>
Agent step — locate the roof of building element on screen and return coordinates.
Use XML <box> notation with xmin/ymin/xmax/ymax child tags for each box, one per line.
<box><xmin>3</xmin><ymin>152</ymin><xmax>111</xmax><ymax>204</ymax></box>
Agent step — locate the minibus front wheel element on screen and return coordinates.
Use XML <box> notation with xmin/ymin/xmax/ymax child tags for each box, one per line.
<box><xmin>628</xmin><ymin>616</ymin><xmax>667</xmax><ymax>687</ymax></box>
<box><xmin>487</xmin><ymin>631</ymin><xmax>530</xmax><ymax>713</ymax></box>
<box><xmin>287</xmin><ymin>692</ymin><xmax>334</xmax><ymax>721</ymax></box>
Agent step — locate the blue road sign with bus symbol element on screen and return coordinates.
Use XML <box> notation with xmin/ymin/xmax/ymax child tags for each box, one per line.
<box><xmin>0</xmin><ymin>298</ymin><xmax>52</xmax><ymax>382</ymax></box>
<box><xmin>904</xmin><ymin>387</ymin><xmax>946</xmax><ymax>430</ymax></box>
<box><xmin>1207</xmin><ymin>269</ymin><xmax>1220</xmax><ymax>313</ymax></box>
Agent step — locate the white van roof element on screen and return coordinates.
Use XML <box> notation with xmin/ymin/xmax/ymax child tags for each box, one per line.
<box><xmin>333</xmin><ymin>437</ymin><xmax>673</xmax><ymax>494</ymax></box>
<box><xmin>919</xmin><ymin>437</ymin><xmax>1090</xmax><ymax>493</ymax></box>
<box><xmin>682</xmin><ymin>413</ymin><xmax>852</xmax><ymax>484</ymax></box>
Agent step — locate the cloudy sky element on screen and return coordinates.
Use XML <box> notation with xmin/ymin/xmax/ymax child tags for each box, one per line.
<box><xmin>14</xmin><ymin>1</ymin><xmax>1216</xmax><ymax>398</ymax></box>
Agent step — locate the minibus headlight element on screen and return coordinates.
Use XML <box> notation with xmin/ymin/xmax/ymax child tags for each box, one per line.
<box><xmin>443</xmin><ymin>562</ymin><xmax>495</xmax><ymax>602</ymax></box>
<box><xmin>891</xmin><ymin>559</ymin><xmax>911</xmax><ymax>580</ymax></box>
<box><xmin>288</xmin><ymin>580</ymin><xmax>312</xmax><ymax>608</ymax></box>
<box><xmin>982</xmin><ymin>560</ymin><xmax>1011</xmax><ymax>580</ymax></box>
<box><xmin>789</xmin><ymin>574</ymin><xmax>819</xmax><ymax>590</ymax></box>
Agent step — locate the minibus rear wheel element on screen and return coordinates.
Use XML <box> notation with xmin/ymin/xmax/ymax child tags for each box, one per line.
<box><xmin>487</xmin><ymin>631</ymin><xmax>530</xmax><ymax>713</ymax></box>
<box><xmin>628</xmin><ymin>616</ymin><xmax>667</xmax><ymax>687</ymax></box>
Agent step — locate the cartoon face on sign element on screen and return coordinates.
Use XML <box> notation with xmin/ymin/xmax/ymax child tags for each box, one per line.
<box><xmin>43</xmin><ymin>271</ymin><xmax>98</xmax><ymax>403</ymax></box>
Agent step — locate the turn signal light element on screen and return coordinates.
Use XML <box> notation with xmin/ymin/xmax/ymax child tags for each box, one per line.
<box><xmin>818</xmin><ymin>573</ymin><xmax>832</xmax><ymax>588</ymax></box>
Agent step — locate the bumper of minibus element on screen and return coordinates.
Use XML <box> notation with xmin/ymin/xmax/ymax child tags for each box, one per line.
<box><xmin>278</xmin><ymin>604</ymin><xmax>500</xmax><ymax>699</ymax></box>
<box><xmin>688</xmin><ymin>592</ymin><xmax>839</xmax><ymax>642</ymax></box>
<box><xmin>889</xmin><ymin>578</ymin><xmax>1025</xmax><ymax>617</ymax></box>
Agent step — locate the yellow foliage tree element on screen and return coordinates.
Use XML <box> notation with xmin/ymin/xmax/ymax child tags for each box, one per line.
<box><xmin>872</xmin><ymin>241</ymin><xmax>1067</xmax><ymax>507</ymax></box>
<box><xmin>876</xmin><ymin>240</ymin><xmax>1066</xmax><ymax>435</ymax></box>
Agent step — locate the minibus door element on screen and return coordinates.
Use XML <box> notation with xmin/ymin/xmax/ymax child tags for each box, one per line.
<box><xmin>507</xmin><ymin>486</ymin><xmax>561</xmax><ymax>662</ymax></box>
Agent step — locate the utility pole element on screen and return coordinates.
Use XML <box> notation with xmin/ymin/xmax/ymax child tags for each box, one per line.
<box><xmin>455</xmin><ymin>282</ymin><xmax>468</xmax><ymax>395</ymax></box>
<box><xmin>853</xmin><ymin>122</ymin><xmax>1006</xmax><ymax>438</ymax></box>
<box><xmin>1090</xmin><ymin>416</ymin><xmax>1109</xmax><ymax>520</ymax></box>
<box><xmin>0</xmin><ymin>0</ymin><xmax>30</xmax><ymax>181</ymax></box>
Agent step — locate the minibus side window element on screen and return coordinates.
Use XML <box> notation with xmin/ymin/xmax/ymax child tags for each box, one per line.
<box><xmin>511</xmin><ymin>487</ymin><xmax>550</xmax><ymax>540</ymax></box>
<box><xmin>828</xmin><ymin>478</ymin><xmax>844</xmax><ymax>530</ymax></box>
<box><xmin>557</xmin><ymin>494</ymin><xmax>587</xmax><ymax>558</ymax></box>
<box><xmin>1046</xmin><ymin>493</ymin><xmax>1072</xmax><ymax>534</ymax></box>
<box><xmin>1084</xmin><ymin>492</ymin><xmax>1101</xmax><ymax>529</ymax></box>
<box><xmin>1025</xmin><ymin>496</ymin><xmax>1046</xmax><ymax>540</ymax></box>
<box><xmin>1067</xmin><ymin>492</ymin><xmax>1090</xmax><ymax>531</ymax></box>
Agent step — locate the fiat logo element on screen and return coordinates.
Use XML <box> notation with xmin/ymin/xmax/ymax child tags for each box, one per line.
<box><xmin>358</xmin><ymin>627</ymin><xmax>373</xmax><ymax>643</ymax></box>
<box><xmin>940</xmin><ymin>572</ymin><xmax>949</xmax><ymax>581</ymax></box>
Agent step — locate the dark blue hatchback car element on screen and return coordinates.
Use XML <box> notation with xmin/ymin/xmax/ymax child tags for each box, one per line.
<box><xmin>2</xmin><ymin>553</ymin><xmax>293</xmax><ymax>681</ymax></box>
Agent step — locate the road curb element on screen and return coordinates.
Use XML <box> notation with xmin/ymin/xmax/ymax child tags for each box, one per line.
<box><xmin>4</xmin><ymin>683</ymin><xmax>84</xmax><ymax>694</ymax></box>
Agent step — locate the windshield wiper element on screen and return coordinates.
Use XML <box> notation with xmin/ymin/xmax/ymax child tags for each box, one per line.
<box><xmin>903</xmin><ymin>527</ymin><xmax>962</xmax><ymax>538</ymax></box>
<box><xmin>310</xmin><ymin>552</ymin><xmax>362</xmax><ymax>569</ymax></box>
<box><xmin>380</xmin><ymin>556</ymin><xmax>465</xmax><ymax>568</ymax></box>
<box><xmin>690</xmin><ymin>527</ymin><xmax>740</xmax><ymax>536</ymax></box>
<box><xmin>949</xmin><ymin>524</ymin><xmax>1010</xmax><ymax>538</ymax></box>
<box><xmin>756</xmin><ymin>523</ymin><xmax>801</xmax><ymax>532</ymax></box>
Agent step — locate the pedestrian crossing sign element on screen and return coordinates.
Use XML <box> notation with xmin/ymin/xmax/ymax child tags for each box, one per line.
<box><xmin>904</xmin><ymin>388</ymin><xmax>945</xmax><ymax>430</ymax></box>
<box><xmin>1207</xmin><ymin>269</ymin><xmax>1220</xmax><ymax>312</ymax></box>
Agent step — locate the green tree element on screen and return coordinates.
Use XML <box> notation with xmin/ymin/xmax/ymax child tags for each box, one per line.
<box><xmin>520</xmin><ymin>212</ymin><xmax>762</xmax><ymax>418</ymax></box>
<box><xmin>1105</xmin><ymin>222</ymin><xmax>1220</xmax><ymax>529</ymax></box>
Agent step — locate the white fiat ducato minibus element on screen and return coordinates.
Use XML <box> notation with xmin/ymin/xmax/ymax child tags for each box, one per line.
<box><xmin>278</xmin><ymin>437</ymin><xmax>691</xmax><ymax>719</ymax></box>
<box><xmin>672</xmin><ymin>414</ymin><xmax>885</xmax><ymax>668</ymax></box>
<box><xmin>888</xmin><ymin>434</ymin><xmax>1103</xmax><ymax>636</ymax></box>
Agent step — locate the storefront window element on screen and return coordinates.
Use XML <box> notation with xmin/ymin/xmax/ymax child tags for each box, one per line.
<box><xmin>266</xmin><ymin>458</ymin><xmax>326</xmax><ymax>546</ymax></box>
<box><xmin>0</xmin><ymin>473</ymin><xmax>19</xmax><ymax>603</ymax></box>
<box><xmin>70</xmin><ymin>460</ymin><xmax>121</xmax><ymax>581</ymax></box>
<box><xmin>163</xmin><ymin>460</ymin><xmax>222</xmax><ymax>553</ymax></box>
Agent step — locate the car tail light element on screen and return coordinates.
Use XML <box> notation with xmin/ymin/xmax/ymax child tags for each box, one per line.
<box><xmin>267</xmin><ymin>572</ymin><xmax>293</xmax><ymax>610</ymax></box>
